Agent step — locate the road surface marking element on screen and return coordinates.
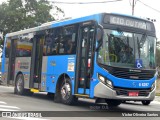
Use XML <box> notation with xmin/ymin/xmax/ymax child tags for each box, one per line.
<box><xmin>0</xmin><ymin>101</ymin><xmax>20</xmax><ymax>111</ymax></box>
<box><xmin>0</xmin><ymin>101</ymin><xmax>49</xmax><ymax>120</ymax></box>
<box><xmin>0</xmin><ymin>101</ymin><xmax>7</xmax><ymax>104</ymax></box>
<box><xmin>0</xmin><ymin>108</ymin><xmax>19</xmax><ymax>111</ymax></box>
<box><xmin>0</xmin><ymin>105</ymin><xmax>20</xmax><ymax>109</ymax></box>
<box><xmin>152</xmin><ymin>101</ymin><xmax>160</xmax><ymax>104</ymax></box>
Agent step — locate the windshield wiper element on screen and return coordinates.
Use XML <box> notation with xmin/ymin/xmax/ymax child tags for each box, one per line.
<box><xmin>137</xmin><ymin>37</ymin><xmax>141</xmax><ymax>58</ymax></box>
<box><xmin>137</xmin><ymin>33</ymin><xmax>147</xmax><ymax>58</ymax></box>
<box><xmin>139</xmin><ymin>33</ymin><xmax>147</xmax><ymax>48</ymax></box>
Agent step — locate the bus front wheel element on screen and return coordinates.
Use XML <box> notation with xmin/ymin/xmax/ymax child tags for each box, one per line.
<box><xmin>105</xmin><ymin>99</ymin><xmax>122</xmax><ymax>107</ymax></box>
<box><xmin>60</xmin><ymin>78</ymin><xmax>77</xmax><ymax>105</ymax></box>
<box><xmin>141</xmin><ymin>100</ymin><xmax>151</xmax><ymax>105</ymax></box>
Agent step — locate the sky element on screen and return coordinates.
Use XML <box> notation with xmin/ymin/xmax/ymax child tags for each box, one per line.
<box><xmin>52</xmin><ymin>0</ymin><xmax>160</xmax><ymax>39</ymax></box>
<box><xmin>0</xmin><ymin>0</ymin><xmax>160</xmax><ymax>39</ymax></box>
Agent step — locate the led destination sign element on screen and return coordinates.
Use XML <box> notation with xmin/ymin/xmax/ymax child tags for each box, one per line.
<box><xmin>110</xmin><ymin>16</ymin><xmax>147</xmax><ymax>30</ymax></box>
<box><xmin>103</xmin><ymin>15</ymin><xmax>153</xmax><ymax>31</ymax></box>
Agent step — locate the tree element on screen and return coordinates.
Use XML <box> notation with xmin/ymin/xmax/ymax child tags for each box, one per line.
<box><xmin>0</xmin><ymin>0</ymin><xmax>64</xmax><ymax>50</ymax></box>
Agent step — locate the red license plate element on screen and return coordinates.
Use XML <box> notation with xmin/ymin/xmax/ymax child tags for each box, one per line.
<box><xmin>128</xmin><ymin>91</ymin><xmax>139</xmax><ymax>96</ymax></box>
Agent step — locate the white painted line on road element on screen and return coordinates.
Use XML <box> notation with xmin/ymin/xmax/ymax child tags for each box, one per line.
<box><xmin>0</xmin><ymin>101</ymin><xmax>7</xmax><ymax>104</ymax></box>
<box><xmin>0</xmin><ymin>105</ymin><xmax>20</xmax><ymax>109</ymax></box>
<box><xmin>0</xmin><ymin>101</ymin><xmax>21</xmax><ymax>111</ymax></box>
<box><xmin>0</xmin><ymin>85</ymin><xmax>14</xmax><ymax>89</ymax></box>
<box><xmin>152</xmin><ymin>101</ymin><xmax>160</xmax><ymax>104</ymax></box>
<box><xmin>0</xmin><ymin>108</ymin><xmax>19</xmax><ymax>111</ymax></box>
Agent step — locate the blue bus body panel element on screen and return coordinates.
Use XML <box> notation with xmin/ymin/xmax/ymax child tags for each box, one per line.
<box><xmin>78</xmin><ymin>88</ymin><xmax>90</xmax><ymax>95</ymax></box>
<box><xmin>1</xmin><ymin>35</ymin><xmax>8</xmax><ymax>73</ymax></box>
<box><xmin>46</xmin><ymin>55</ymin><xmax>76</xmax><ymax>94</ymax></box>
<box><xmin>90</xmin><ymin>78</ymin><xmax>99</xmax><ymax>98</ymax></box>
<box><xmin>90</xmin><ymin>54</ymin><xmax>101</xmax><ymax>98</ymax></box>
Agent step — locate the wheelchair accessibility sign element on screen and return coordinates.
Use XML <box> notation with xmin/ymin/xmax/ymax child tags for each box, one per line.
<box><xmin>135</xmin><ymin>59</ymin><xmax>143</xmax><ymax>68</ymax></box>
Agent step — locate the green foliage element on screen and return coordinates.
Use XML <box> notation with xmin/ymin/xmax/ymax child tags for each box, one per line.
<box><xmin>0</xmin><ymin>0</ymin><xmax>64</xmax><ymax>49</ymax></box>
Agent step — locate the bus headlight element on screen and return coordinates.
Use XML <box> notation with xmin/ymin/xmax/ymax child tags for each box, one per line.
<box><xmin>98</xmin><ymin>74</ymin><xmax>105</xmax><ymax>83</ymax></box>
<box><xmin>106</xmin><ymin>80</ymin><xmax>113</xmax><ymax>88</ymax></box>
<box><xmin>98</xmin><ymin>74</ymin><xmax>113</xmax><ymax>89</ymax></box>
<box><xmin>151</xmin><ymin>81</ymin><xmax>156</xmax><ymax>91</ymax></box>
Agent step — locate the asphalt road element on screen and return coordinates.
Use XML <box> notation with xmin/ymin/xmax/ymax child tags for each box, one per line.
<box><xmin>0</xmin><ymin>85</ymin><xmax>160</xmax><ymax>120</ymax></box>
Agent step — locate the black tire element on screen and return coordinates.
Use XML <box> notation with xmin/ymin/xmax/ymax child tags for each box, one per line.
<box><xmin>47</xmin><ymin>92</ymin><xmax>55</xmax><ymax>99</ymax></box>
<box><xmin>105</xmin><ymin>99</ymin><xmax>122</xmax><ymax>107</ymax></box>
<box><xmin>60</xmin><ymin>78</ymin><xmax>77</xmax><ymax>105</ymax></box>
<box><xmin>25</xmin><ymin>89</ymin><xmax>33</xmax><ymax>96</ymax></box>
<box><xmin>15</xmin><ymin>74</ymin><xmax>33</xmax><ymax>96</ymax></box>
<box><xmin>141</xmin><ymin>100</ymin><xmax>151</xmax><ymax>105</ymax></box>
<box><xmin>15</xmin><ymin>74</ymin><xmax>25</xmax><ymax>95</ymax></box>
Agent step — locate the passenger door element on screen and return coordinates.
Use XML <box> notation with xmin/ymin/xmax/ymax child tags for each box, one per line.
<box><xmin>7</xmin><ymin>39</ymin><xmax>17</xmax><ymax>85</ymax></box>
<box><xmin>30</xmin><ymin>35</ymin><xmax>44</xmax><ymax>89</ymax></box>
<box><xmin>75</xmin><ymin>21</ymin><xmax>96</xmax><ymax>95</ymax></box>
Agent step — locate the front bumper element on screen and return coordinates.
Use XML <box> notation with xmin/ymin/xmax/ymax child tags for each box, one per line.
<box><xmin>94</xmin><ymin>82</ymin><xmax>155</xmax><ymax>101</ymax></box>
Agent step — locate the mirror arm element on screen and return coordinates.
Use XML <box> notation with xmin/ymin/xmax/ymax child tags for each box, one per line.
<box><xmin>96</xmin><ymin>24</ymin><xmax>104</xmax><ymax>51</ymax></box>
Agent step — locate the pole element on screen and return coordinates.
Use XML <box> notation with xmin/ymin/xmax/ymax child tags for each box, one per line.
<box><xmin>132</xmin><ymin>0</ymin><xmax>135</xmax><ymax>15</ymax></box>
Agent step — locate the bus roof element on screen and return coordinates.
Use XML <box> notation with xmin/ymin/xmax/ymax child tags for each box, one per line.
<box><xmin>6</xmin><ymin>12</ymin><xmax>152</xmax><ymax>37</ymax></box>
<box><xmin>6</xmin><ymin>13</ymin><xmax>102</xmax><ymax>37</ymax></box>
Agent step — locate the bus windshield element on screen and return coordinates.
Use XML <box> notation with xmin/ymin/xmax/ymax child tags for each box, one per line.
<box><xmin>98</xmin><ymin>29</ymin><xmax>156</xmax><ymax>69</ymax></box>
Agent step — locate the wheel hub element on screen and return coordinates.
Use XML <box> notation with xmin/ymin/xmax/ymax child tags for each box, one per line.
<box><xmin>17</xmin><ymin>78</ymin><xmax>22</xmax><ymax>92</ymax></box>
<box><xmin>61</xmin><ymin>83</ymin><xmax>71</xmax><ymax>100</ymax></box>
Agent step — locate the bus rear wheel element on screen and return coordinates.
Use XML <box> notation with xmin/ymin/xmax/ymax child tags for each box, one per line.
<box><xmin>14</xmin><ymin>74</ymin><xmax>32</xmax><ymax>95</ymax></box>
<box><xmin>60</xmin><ymin>78</ymin><xmax>77</xmax><ymax>105</ymax></box>
<box><xmin>141</xmin><ymin>100</ymin><xmax>151</xmax><ymax>105</ymax></box>
<box><xmin>15</xmin><ymin>74</ymin><xmax>25</xmax><ymax>95</ymax></box>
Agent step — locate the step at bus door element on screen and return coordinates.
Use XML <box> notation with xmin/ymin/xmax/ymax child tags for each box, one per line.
<box><xmin>7</xmin><ymin>39</ymin><xmax>17</xmax><ymax>85</ymax></box>
<box><xmin>75</xmin><ymin>21</ymin><xmax>96</xmax><ymax>95</ymax></box>
<box><xmin>30</xmin><ymin>35</ymin><xmax>44</xmax><ymax>89</ymax></box>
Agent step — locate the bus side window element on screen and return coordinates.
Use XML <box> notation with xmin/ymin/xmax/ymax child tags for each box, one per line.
<box><xmin>44</xmin><ymin>28</ymin><xmax>61</xmax><ymax>56</ymax></box>
<box><xmin>5</xmin><ymin>39</ymin><xmax>11</xmax><ymax>58</ymax></box>
<box><xmin>59</xmin><ymin>38</ymin><xmax>64</xmax><ymax>54</ymax></box>
<box><xmin>63</xmin><ymin>25</ymin><xmax>77</xmax><ymax>54</ymax></box>
<box><xmin>15</xmin><ymin>34</ymin><xmax>33</xmax><ymax>57</ymax></box>
<box><xmin>44</xmin><ymin>35</ymin><xmax>53</xmax><ymax>55</ymax></box>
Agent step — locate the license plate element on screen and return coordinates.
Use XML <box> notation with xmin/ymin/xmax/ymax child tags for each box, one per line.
<box><xmin>128</xmin><ymin>91</ymin><xmax>139</xmax><ymax>96</ymax></box>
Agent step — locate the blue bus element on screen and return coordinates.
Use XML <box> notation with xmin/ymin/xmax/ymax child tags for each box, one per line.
<box><xmin>1</xmin><ymin>13</ymin><xmax>157</xmax><ymax>106</ymax></box>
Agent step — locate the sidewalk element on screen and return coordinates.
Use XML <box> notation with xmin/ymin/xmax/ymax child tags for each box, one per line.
<box><xmin>154</xmin><ymin>96</ymin><xmax>160</xmax><ymax>102</ymax></box>
<box><xmin>152</xmin><ymin>78</ymin><xmax>160</xmax><ymax>102</ymax></box>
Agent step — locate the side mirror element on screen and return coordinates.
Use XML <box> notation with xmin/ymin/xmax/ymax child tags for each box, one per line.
<box><xmin>96</xmin><ymin>25</ymin><xmax>103</xmax><ymax>50</ymax></box>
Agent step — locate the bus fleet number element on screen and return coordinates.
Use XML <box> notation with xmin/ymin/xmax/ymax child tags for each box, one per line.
<box><xmin>139</xmin><ymin>83</ymin><xmax>149</xmax><ymax>87</ymax></box>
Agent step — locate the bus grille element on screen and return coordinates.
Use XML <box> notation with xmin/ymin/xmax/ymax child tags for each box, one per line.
<box><xmin>99</xmin><ymin>64</ymin><xmax>156</xmax><ymax>80</ymax></box>
<box><xmin>115</xmin><ymin>88</ymin><xmax>150</xmax><ymax>96</ymax></box>
<box><xmin>111</xmin><ymin>71</ymin><xmax>154</xmax><ymax>80</ymax></box>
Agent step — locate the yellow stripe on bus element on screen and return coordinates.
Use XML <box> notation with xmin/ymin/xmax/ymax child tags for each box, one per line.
<box><xmin>74</xmin><ymin>94</ymin><xmax>89</xmax><ymax>97</ymax></box>
<box><xmin>30</xmin><ymin>89</ymin><xmax>39</xmax><ymax>93</ymax></box>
